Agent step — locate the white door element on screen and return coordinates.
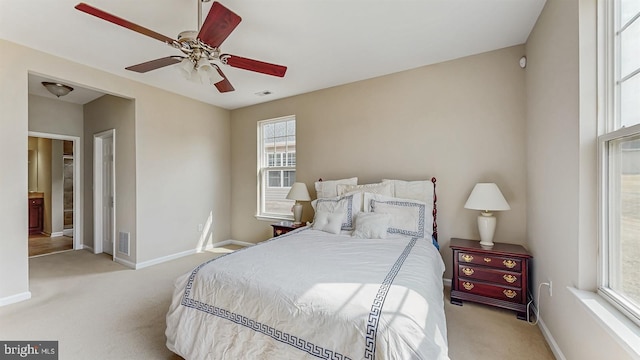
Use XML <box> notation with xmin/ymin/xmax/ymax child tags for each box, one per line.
<box><xmin>94</xmin><ymin>130</ymin><xmax>115</xmax><ymax>256</ymax></box>
<box><xmin>102</xmin><ymin>135</ymin><xmax>114</xmax><ymax>255</ymax></box>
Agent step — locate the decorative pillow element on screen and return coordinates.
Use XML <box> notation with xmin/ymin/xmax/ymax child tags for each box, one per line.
<box><xmin>382</xmin><ymin>179</ymin><xmax>434</xmax><ymax>204</ymax></box>
<box><xmin>311</xmin><ymin>193</ymin><xmax>361</xmax><ymax>231</ymax></box>
<box><xmin>336</xmin><ymin>182</ymin><xmax>393</xmax><ymax>197</ymax></box>
<box><xmin>352</xmin><ymin>212</ymin><xmax>391</xmax><ymax>239</ymax></box>
<box><xmin>312</xmin><ymin>210</ymin><xmax>345</xmax><ymax>234</ymax></box>
<box><xmin>363</xmin><ymin>193</ymin><xmax>430</xmax><ymax>239</ymax></box>
<box><xmin>315</xmin><ymin>177</ymin><xmax>358</xmax><ymax>199</ymax></box>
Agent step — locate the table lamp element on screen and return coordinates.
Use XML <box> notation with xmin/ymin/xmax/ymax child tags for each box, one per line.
<box><xmin>286</xmin><ymin>182</ymin><xmax>311</xmax><ymax>224</ymax></box>
<box><xmin>464</xmin><ymin>183</ymin><xmax>510</xmax><ymax>247</ymax></box>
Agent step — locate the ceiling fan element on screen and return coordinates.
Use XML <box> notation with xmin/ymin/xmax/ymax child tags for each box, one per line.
<box><xmin>74</xmin><ymin>1</ymin><xmax>287</xmax><ymax>93</ymax></box>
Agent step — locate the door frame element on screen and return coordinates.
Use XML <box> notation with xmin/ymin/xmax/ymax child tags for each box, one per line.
<box><xmin>93</xmin><ymin>129</ymin><xmax>116</xmax><ymax>256</ymax></box>
<box><xmin>27</xmin><ymin>131</ymin><xmax>83</xmax><ymax>250</ymax></box>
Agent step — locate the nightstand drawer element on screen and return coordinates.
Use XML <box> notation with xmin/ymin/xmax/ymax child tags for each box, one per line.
<box><xmin>458</xmin><ymin>252</ymin><xmax>522</xmax><ymax>272</ymax></box>
<box><xmin>457</xmin><ymin>280</ymin><xmax>522</xmax><ymax>303</ymax></box>
<box><xmin>458</xmin><ymin>265</ymin><xmax>522</xmax><ymax>287</ymax></box>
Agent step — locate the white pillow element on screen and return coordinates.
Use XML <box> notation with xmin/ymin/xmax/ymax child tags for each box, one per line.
<box><xmin>363</xmin><ymin>193</ymin><xmax>430</xmax><ymax>239</ymax></box>
<box><xmin>311</xmin><ymin>193</ymin><xmax>361</xmax><ymax>231</ymax></box>
<box><xmin>352</xmin><ymin>212</ymin><xmax>391</xmax><ymax>239</ymax></box>
<box><xmin>315</xmin><ymin>177</ymin><xmax>358</xmax><ymax>199</ymax></box>
<box><xmin>382</xmin><ymin>179</ymin><xmax>434</xmax><ymax>204</ymax></box>
<box><xmin>336</xmin><ymin>182</ymin><xmax>393</xmax><ymax>197</ymax></box>
<box><xmin>312</xmin><ymin>210</ymin><xmax>344</xmax><ymax>234</ymax></box>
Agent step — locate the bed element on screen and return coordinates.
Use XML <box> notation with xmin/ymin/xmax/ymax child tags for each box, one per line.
<box><xmin>166</xmin><ymin>178</ymin><xmax>449</xmax><ymax>360</ymax></box>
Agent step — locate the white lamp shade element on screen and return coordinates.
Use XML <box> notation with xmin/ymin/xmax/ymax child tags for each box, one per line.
<box><xmin>286</xmin><ymin>182</ymin><xmax>311</xmax><ymax>201</ymax></box>
<box><xmin>196</xmin><ymin>58</ymin><xmax>224</xmax><ymax>84</ymax></box>
<box><xmin>178</xmin><ymin>58</ymin><xmax>197</xmax><ymax>81</ymax></box>
<box><xmin>464</xmin><ymin>183</ymin><xmax>510</xmax><ymax>212</ymax></box>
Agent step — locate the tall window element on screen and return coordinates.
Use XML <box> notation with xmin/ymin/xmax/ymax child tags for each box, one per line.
<box><xmin>258</xmin><ymin>116</ymin><xmax>296</xmax><ymax>219</ymax></box>
<box><xmin>598</xmin><ymin>0</ymin><xmax>640</xmax><ymax>326</ymax></box>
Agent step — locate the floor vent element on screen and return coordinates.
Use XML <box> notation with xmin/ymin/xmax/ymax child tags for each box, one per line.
<box><xmin>118</xmin><ymin>231</ymin><xmax>130</xmax><ymax>256</ymax></box>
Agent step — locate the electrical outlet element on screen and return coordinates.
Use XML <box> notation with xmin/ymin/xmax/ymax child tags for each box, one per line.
<box><xmin>548</xmin><ymin>280</ymin><xmax>553</xmax><ymax>297</ymax></box>
<box><xmin>198</xmin><ymin>223</ymin><xmax>203</xmax><ymax>232</ymax></box>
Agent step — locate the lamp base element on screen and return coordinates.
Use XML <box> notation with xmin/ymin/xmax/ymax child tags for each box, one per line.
<box><xmin>477</xmin><ymin>212</ymin><xmax>496</xmax><ymax>248</ymax></box>
<box><xmin>292</xmin><ymin>203</ymin><xmax>303</xmax><ymax>224</ymax></box>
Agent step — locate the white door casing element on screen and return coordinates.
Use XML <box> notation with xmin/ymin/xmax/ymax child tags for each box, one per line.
<box><xmin>94</xmin><ymin>130</ymin><xmax>115</xmax><ymax>257</ymax></box>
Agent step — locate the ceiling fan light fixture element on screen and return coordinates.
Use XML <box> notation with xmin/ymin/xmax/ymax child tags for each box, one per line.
<box><xmin>42</xmin><ymin>82</ymin><xmax>74</xmax><ymax>97</ymax></box>
<box><xmin>196</xmin><ymin>58</ymin><xmax>224</xmax><ymax>85</ymax></box>
<box><xmin>178</xmin><ymin>58</ymin><xmax>197</xmax><ymax>81</ymax></box>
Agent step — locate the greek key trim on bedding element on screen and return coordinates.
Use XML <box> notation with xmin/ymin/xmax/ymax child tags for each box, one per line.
<box><xmin>364</xmin><ymin>237</ymin><xmax>417</xmax><ymax>359</ymax></box>
<box><xmin>179</xmin><ymin>230</ymin><xmax>417</xmax><ymax>359</ymax></box>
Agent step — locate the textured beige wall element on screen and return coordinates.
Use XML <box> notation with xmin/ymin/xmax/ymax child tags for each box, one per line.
<box><xmin>0</xmin><ymin>39</ymin><xmax>231</xmax><ymax>303</ymax></box>
<box><xmin>525</xmin><ymin>0</ymin><xmax>632</xmax><ymax>358</ymax></box>
<box><xmin>231</xmin><ymin>45</ymin><xmax>528</xmax><ymax>279</ymax></box>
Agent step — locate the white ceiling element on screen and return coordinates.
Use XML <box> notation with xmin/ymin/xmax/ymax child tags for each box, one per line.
<box><xmin>1</xmin><ymin>0</ymin><xmax>546</xmax><ymax>109</ymax></box>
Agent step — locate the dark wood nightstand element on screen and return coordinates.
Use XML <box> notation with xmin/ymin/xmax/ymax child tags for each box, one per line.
<box><xmin>449</xmin><ymin>238</ymin><xmax>532</xmax><ymax>320</ymax></box>
<box><xmin>271</xmin><ymin>221</ymin><xmax>305</xmax><ymax>237</ymax></box>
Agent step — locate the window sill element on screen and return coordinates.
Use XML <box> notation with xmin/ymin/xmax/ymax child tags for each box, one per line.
<box><xmin>568</xmin><ymin>287</ymin><xmax>640</xmax><ymax>357</ymax></box>
<box><xmin>255</xmin><ymin>214</ymin><xmax>294</xmax><ymax>222</ymax></box>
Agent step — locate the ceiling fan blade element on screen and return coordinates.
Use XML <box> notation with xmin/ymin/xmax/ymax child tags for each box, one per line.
<box><xmin>222</xmin><ymin>55</ymin><xmax>287</xmax><ymax>77</ymax></box>
<box><xmin>125</xmin><ymin>56</ymin><xmax>184</xmax><ymax>73</ymax></box>
<box><xmin>75</xmin><ymin>3</ymin><xmax>176</xmax><ymax>44</ymax></box>
<box><xmin>197</xmin><ymin>2</ymin><xmax>242</xmax><ymax>48</ymax></box>
<box><xmin>213</xmin><ymin>67</ymin><xmax>235</xmax><ymax>93</ymax></box>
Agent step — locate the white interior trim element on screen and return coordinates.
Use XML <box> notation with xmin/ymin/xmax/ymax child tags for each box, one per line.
<box><xmin>568</xmin><ymin>287</ymin><xmax>640</xmax><ymax>358</ymax></box>
<box><xmin>28</xmin><ymin>131</ymin><xmax>82</xmax><ymax>251</ymax></box>
<box><xmin>0</xmin><ymin>292</ymin><xmax>31</xmax><ymax>307</ymax></box>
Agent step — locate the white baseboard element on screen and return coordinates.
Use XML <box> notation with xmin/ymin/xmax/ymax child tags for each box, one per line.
<box><xmin>213</xmin><ymin>239</ymin><xmax>255</xmax><ymax>248</ymax></box>
<box><xmin>443</xmin><ymin>278</ymin><xmax>452</xmax><ymax>287</ymax></box>
<box><xmin>132</xmin><ymin>239</ymin><xmax>249</xmax><ymax>270</ymax></box>
<box><xmin>114</xmin><ymin>256</ymin><xmax>136</xmax><ymax>269</ymax></box>
<box><xmin>50</xmin><ymin>231</ymin><xmax>64</xmax><ymax>237</ymax></box>
<box><xmin>0</xmin><ymin>291</ymin><xmax>31</xmax><ymax>307</ymax></box>
<box><xmin>538</xmin><ymin>317</ymin><xmax>566</xmax><ymax>360</ymax></box>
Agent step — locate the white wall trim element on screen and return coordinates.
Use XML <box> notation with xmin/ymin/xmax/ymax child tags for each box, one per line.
<box><xmin>130</xmin><ymin>239</ymin><xmax>251</xmax><ymax>270</ymax></box>
<box><xmin>213</xmin><ymin>239</ymin><xmax>255</xmax><ymax>248</ymax></box>
<box><xmin>568</xmin><ymin>287</ymin><xmax>640</xmax><ymax>359</ymax></box>
<box><xmin>443</xmin><ymin>277</ymin><xmax>452</xmax><ymax>287</ymax></box>
<box><xmin>537</xmin><ymin>316</ymin><xmax>567</xmax><ymax>360</ymax></box>
<box><xmin>28</xmin><ymin>131</ymin><xmax>83</xmax><ymax>252</ymax></box>
<box><xmin>50</xmin><ymin>231</ymin><xmax>63</xmax><ymax>237</ymax></box>
<box><xmin>0</xmin><ymin>291</ymin><xmax>31</xmax><ymax>307</ymax></box>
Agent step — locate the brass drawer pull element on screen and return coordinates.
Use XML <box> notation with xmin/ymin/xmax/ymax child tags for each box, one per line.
<box><xmin>461</xmin><ymin>254</ymin><xmax>474</xmax><ymax>262</ymax></box>
<box><xmin>503</xmin><ymin>260</ymin><xmax>517</xmax><ymax>269</ymax></box>
<box><xmin>462</xmin><ymin>268</ymin><xmax>475</xmax><ymax>276</ymax></box>
<box><xmin>503</xmin><ymin>274</ymin><xmax>517</xmax><ymax>283</ymax></box>
<box><xmin>503</xmin><ymin>289</ymin><xmax>517</xmax><ymax>299</ymax></box>
<box><xmin>462</xmin><ymin>282</ymin><xmax>474</xmax><ymax>291</ymax></box>
<box><xmin>484</xmin><ymin>257</ymin><xmax>492</xmax><ymax>263</ymax></box>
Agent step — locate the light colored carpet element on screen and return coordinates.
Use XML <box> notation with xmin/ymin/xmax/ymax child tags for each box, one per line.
<box><xmin>0</xmin><ymin>248</ymin><xmax>554</xmax><ymax>359</ymax></box>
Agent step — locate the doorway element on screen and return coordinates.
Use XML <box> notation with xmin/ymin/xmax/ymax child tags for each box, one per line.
<box><xmin>27</xmin><ymin>132</ymin><xmax>82</xmax><ymax>256</ymax></box>
<box><xmin>93</xmin><ymin>129</ymin><xmax>115</xmax><ymax>256</ymax></box>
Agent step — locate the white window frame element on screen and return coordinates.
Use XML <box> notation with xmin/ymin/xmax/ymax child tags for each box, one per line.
<box><xmin>256</xmin><ymin>115</ymin><xmax>296</xmax><ymax>221</ymax></box>
<box><xmin>597</xmin><ymin>0</ymin><xmax>640</xmax><ymax>327</ymax></box>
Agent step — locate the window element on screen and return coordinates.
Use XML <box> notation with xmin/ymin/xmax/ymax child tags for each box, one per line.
<box><xmin>258</xmin><ymin>116</ymin><xmax>296</xmax><ymax>219</ymax></box>
<box><xmin>598</xmin><ymin>0</ymin><xmax>640</xmax><ymax>326</ymax></box>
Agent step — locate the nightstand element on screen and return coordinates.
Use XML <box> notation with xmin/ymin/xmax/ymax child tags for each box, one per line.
<box><xmin>271</xmin><ymin>221</ymin><xmax>305</xmax><ymax>237</ymax></box>
<box><xmin>449</xmin><ymin>238</ymin><xmax>532</xmax><ymax>320</ymax></box>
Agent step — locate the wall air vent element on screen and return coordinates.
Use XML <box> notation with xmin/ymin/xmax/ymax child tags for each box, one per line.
<box><xmin>118</xmin><ymin>231</ymin><xmax>130</xmax><ymax>256</ymax></box>
<box><xmin>255</xmin><ymin>90</ymin><xmax>272</xmax><ymax>96</ymax></box>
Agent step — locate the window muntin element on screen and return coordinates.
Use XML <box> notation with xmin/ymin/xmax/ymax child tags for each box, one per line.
<box><xmin>599</xmin><ymin>0</ymin><xmax>640</xmax><ymax>326</ymax></box>
<box><xmin>258</xmin><ymin>116</ymin><xmax>296</xmax><ymax>218</ymax></box>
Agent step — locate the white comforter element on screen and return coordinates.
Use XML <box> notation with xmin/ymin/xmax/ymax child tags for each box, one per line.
<box><xmin>166</xmin><ymin>228</ymin><xmax>449</xmax><ymax>360</ymax></box>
